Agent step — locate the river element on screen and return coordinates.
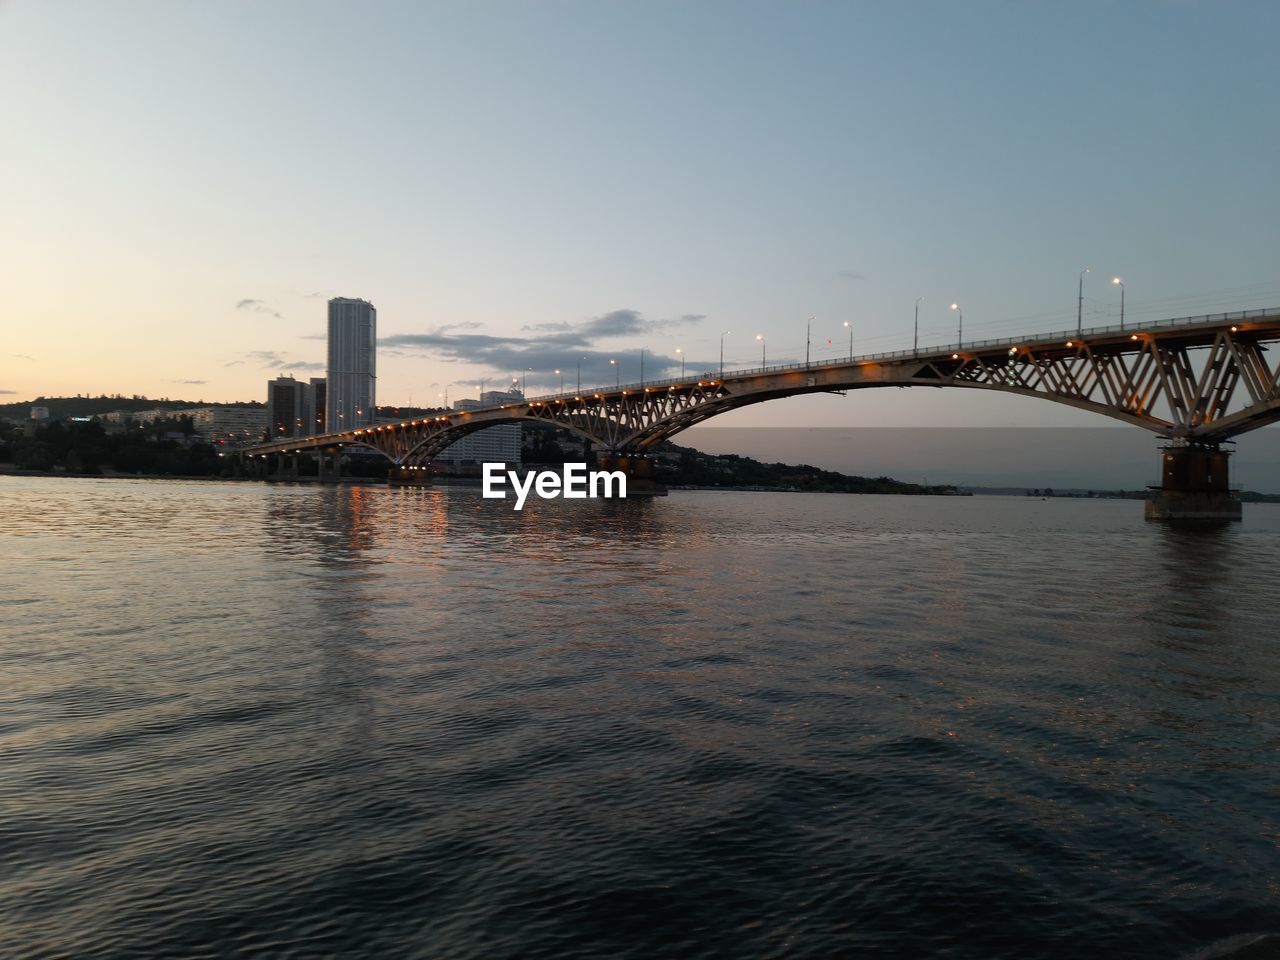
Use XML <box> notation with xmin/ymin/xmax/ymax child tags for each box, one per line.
<box><xmin>1</xmin><ymin>476</ymin><xmax>1277</xmax><ymax>959</ymax></box>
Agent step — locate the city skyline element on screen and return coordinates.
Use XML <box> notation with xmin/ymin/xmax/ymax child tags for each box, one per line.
<box><xmin>3</xmin><ymin>1</ymin><xmax>1278</xmax><ymax>434</ymax></box>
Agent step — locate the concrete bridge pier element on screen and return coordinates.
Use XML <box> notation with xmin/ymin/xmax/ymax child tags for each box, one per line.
<box><xmin>318</xmin><ymin>450</ymin><xmax>342</xmax><ymax>484</ymax></box>
<box><xmin>598</xmin><ymin>453</ymin><xmax>668</xmax><ymax>497</ymax></box>
<box><xmin>1145</xmin><ymin>443</ymin><xmax>1241</xmax><ymax>524</ymax></box>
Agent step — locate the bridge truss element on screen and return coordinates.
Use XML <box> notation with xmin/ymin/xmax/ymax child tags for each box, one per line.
<box><xmin>243</xmin><ymin>308</ymin><xmax>1280</xmax><ymax>466</ymax></box>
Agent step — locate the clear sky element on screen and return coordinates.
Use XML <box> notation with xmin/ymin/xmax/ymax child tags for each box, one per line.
<box><xmin>3</xmin><ymin>0</ymin><xmax>1278</xmax><ymax>429</ymax></box>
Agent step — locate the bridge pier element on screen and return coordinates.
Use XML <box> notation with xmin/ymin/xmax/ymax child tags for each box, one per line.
<box><xmin>1145</xmin><ymin>443</ymin><xmax>1241</xmax><ymax>524</ymax></box>
<box><xmin>318</xmin><ymin>449</ymin><xmax>342</xmax><ymax>484</ymax></box>
<box><xmin>598</xmin><ymin>453</ymin><xmax>668</xmax><ymax>497</ymax></box>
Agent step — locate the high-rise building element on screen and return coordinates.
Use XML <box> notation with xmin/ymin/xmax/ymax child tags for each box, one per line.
<box><xmin>327</xmin><ymin>297</ymin><xmax>376</xmax><ymax>431</ymax></box>
<box><xmin>267</xmin><ymin>376</ymin><xmax>309</xmax><ymax>438</ymax></box>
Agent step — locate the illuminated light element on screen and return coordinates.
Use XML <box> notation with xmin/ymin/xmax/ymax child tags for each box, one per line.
<box><xmin>1231</xmin><ymin>325</ymin><xmax>1239</xmax><ymax>332</ymax></box>
<box><xmin>1130</xmin><ymin>334</ymin><xmax>1139</xmax><ymax>341</ymax></box>
<box><xmin>951</xmin><ymin>353</ymin><xmax>959</xmax><ymax>360</ymax></box>
<box><xmin>1065</xmin><ymin>341</ymin><xmax>1074</xmax><ymax>347</ymax></box>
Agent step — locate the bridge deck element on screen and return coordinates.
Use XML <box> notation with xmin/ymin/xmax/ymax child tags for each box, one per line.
<box><xmin>243</xmin><ymin>306</ymin><xmax>1280</xmax><ymax>457</ymax></box>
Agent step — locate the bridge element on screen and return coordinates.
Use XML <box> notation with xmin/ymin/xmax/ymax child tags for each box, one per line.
<box><xmin>242</xmin><ymin>306</ymin><xmax>1280</xmax><ymax>521</ymax></box>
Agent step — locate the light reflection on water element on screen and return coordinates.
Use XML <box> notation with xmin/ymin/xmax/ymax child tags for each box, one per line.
<box><xmin>0</xmin><ymin>476</ymin><xmax>1278</xmax><ymax>959</ymax></box>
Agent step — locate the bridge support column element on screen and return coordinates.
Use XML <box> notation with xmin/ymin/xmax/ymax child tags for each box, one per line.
<box><xmin>598</xmin><ymin>453</ymin><xmax>668</xmax><ymax>497</ymax></box>
<box><xmin>318</xmin><ymin>450</ymin><xmax>341</xmax><ymax>484</ymax></box>
<box><xmin>1145</xmin><ymin>443</ymin><xmax>1241</xmax><ymax>524</ymax></box>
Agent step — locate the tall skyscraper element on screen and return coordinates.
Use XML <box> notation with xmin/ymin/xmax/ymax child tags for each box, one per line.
<box><xmin>327</xmin><ymin>297</ymin><xmax>376</xmax><ymax>431</ymax></box>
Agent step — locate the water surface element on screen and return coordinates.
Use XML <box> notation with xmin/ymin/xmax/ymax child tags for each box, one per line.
<box><xmin>1</xmin><ymin>477</ymin><xmax>1277</xmax><ymax>959</ymax></box>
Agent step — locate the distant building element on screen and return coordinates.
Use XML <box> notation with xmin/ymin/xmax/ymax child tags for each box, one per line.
<box><xmin>187</xmin><ymin>406</ymin><xmax>268</xmax><ymax>443</ymax></box>
<box><xmin>308</xmin><ymin>377</ymin><xmax>327</xmax><ymax>434</ymax></box>
<box><xmin>437</xmin><ymin>390</ymin><xmax>523</xmax><ymax>466</ymax></box>
<box><xmin>30</xmin><ymin>406</ymin><xmax>49</xmax><ymax>421</ymax></box>
<box><xmin>267</xmin><ymin>376</ymin><xmax>310</xmax><ymax>438</ymax></box>
<box><xmin>327</xmin><ymin>297</ymin><xmax>376</xmax><ymax>431</ymax></box>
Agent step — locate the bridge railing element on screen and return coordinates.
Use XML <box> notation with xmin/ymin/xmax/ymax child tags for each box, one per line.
<box><xmin>524</xmin><ymin>306</ymin><xmax>1280</xmax><ymax>403</ymax></box>
<box><xmin>248</xmin><ymin>306</ymin><xmax>1279</xmax><ymax>450</ymax></box>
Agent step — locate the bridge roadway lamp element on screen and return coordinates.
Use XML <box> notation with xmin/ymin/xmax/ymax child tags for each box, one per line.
<box><xmin>914</xmin><ymin>298</ymin><xmax>923</xmax><ymax>356</ymax></box>
<box><xmin>555</xmin><ymin>368</ymin><xmax>563</xmax><ymax>393</ymax></box>
<box><xmin>951</xmin><ymin>303</ymin><xmax>962</xmax><ymax>348</ymax></box>
<box><xmin>676</xmin><ymin>348</ymin><xmax>684</xmax><ymax>379</ymax></box>
<box><xmin>843</xmin><ymin>320</ymin><xmax>852</xmax><ymax>360</ymax></box>
<box><xmin>610</xmin><ymin>358</ymin><xmax>618</xmax><ymax>388</ymax></box>
<box><xmin>720</xmin><ymin>331</ymin><xmax>731</xmax><ymax>377</ymax></box>
<box><xmin>756</xmin><ymin>334</ymin><xmax>766</xmax><ymax>367</ymax></box>
<box><xmin>1112</xmin><ymin>277</ymin><xmax>1125</xmax><ymax>330</ymax></box>
<box><xmin>1077</xmin><ymin>267</ymin><xmax>1090</xmax><ymax>336</ymax></box>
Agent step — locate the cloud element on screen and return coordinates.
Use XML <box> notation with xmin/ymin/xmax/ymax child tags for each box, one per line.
<box><xmin>240</xmin><ymin>350</ymin><xmax>323</xmax><ymax>371</ymax></box>
<box><xmin>235</xmin><ymin>298</ymin><xmax>283</xmax><ymax>319</ymax></box>
<box><xmin>12</xmin><ymin>354</ymin><xmax>34</xmax><ymax>361</ymax></box>
<box><xmin>0</xmin><ymin>389</ymin><xmax>15</xmax><ymax>395</ymax></box>
<box><xmin>174</xmin><ymin>379</ymin><xmax>207</xmax><ymax>385</ymax></box>
<box><xmin>223</xmin><ymin>360</ymin><xmax>245</xmax><ymax>367</ymax></box>
<box><xmin>839</xmin><ymin>269</ymin><xmax>866</xmax><ymax>281</ymax></box>
<box><xmin>379</xmin><ymin>308</ymin><xmax>710</xmax><ymax>390</ymax></box>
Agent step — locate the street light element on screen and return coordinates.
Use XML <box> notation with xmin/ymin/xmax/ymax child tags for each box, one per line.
<box><xmin>555</xmin><ymin>368</ymin><xmax>563</xmax><ymax>393</ymax></box>
<box><xmin>610</xmin><ymin>357</ymin><xmax>618</xmax><ymax>388</ymax></box>
<box><xmin>1078</xmin><ymin>267</ymin><xmax>1090</xmax><ymax>336</ymax></box>
<box><xmin>806</xmin><ymin>317</ymin><xmax>814</xmax><ymax>367</ymax></box>
<box><xmin>1112</xmin><ymin>277</ymin><xmax>1125</xmax><ymax>331</ymax></box>
<box><xmin>843</xmin><ymin>320</ymin><xmax>852</xmax><ymax>360</ymax></box>
<box><xmin>640</xmin><ymin>347</ymin><xmax>646</xmax><ymax>387</ymax></box>
<box><xmin>914</xmin><ymin>297</ymin><xmax>923</xmax><ymax>357</ymax></box>
<box><xmin>676</xmin><ymin>347</ymin><xmax>684</xmax><ymax>379</ymax></box>
<box><xmin>576</xmin><ymin>358</ymin><xmax>585</xmax><ymax>395</ymax></box>
<box><xmin>756</xmin><ymin>334</ymin><xmax>766</xmax><ymax>366</ymax></box>
<box><xmin>720</xmin><ymin>330</ymin><xmax>731</xmax><ymax>377</ymax></box>
<box><xmin>951</xmin><ymin>303</ymin><xmax>962</xmax><ymax>348</ymax></box>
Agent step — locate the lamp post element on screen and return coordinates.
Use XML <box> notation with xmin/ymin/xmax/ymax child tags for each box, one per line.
<box><xmin>806</xmin><ymin>317</ymin><xmax>814</xmax><ymax>367</ymax></box>
<box><xmin>576</xmin><ymin>358</ymin><xmax>584</xmax><ymax>395</ymax></box>
<box><xmin>1112</xmin><ymin>277</ymin><xmax>1125</xmax><ymax>331</ymax></box>
<box><xmin>756</xmin><ymin>334</ymin><xmax>766</xmax><ymax>367</ymax></box>
<box><xmin>1077</xmin><ymin>267</ymin><xmax>1090</xmax><ymax>336</ymax></box>
<box><xmin>720</xmin><ymin>330</ymin><xmax>730</xmax><ymax>377</ymax></box>
<box><xmin>640</xmin><ymin>347</ymin><xmax>645</xmax><ymax>387</ymax></box>
<box><xmin>676</xmin><ymin>348</ymin><xmax>684</xmax><ymax>379</ymax></box>
<box><xmin>610</xmin><ymin>357</ymin><xmax>618</xmax><ymax>389</ymax></box>
<box><xmin>914</xmin><ymin>297</ymin><xmax>923</xmax><ymax>357</ymax></box>
<box><xmin>555</xmin><ymin>368</ymin><xmax>563</xmax><ymax>393</ymax></box>
<box><xmin>843</xmin><ymin>320</ymin><xmax>852</xmax><ymax>360</ymax></box>
<box><xmin>951</xmin><ymin>303</ymin><xmax>962</xmax><ymax>349</ymax></box>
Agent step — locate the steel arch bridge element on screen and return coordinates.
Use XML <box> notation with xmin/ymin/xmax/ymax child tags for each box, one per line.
<box><xmin>242</xmin><ymin>307</ymin><xmax>1280</xmax><ymax>469</ymax></box>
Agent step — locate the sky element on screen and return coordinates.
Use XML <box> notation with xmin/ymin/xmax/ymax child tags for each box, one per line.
<box><xmin>2</xmin><ymin>0</ymin><xmax>1278</xmax><ymax>434</ymax></box>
